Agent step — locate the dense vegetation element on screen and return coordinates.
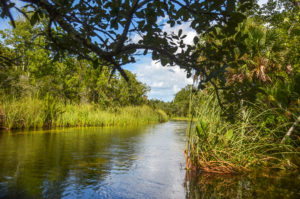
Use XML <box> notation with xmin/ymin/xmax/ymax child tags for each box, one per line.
<box><xmin>0</xmin><ymin>0</ymin><xmax>255</xmax><ymax>83</ymax></box>
<box><xmin>184</xmin><ymin>1</ymin><xmax>300</xmax><ymax>173</ymax></box>
<box><xmin>0</xmin><ymin>18</ymin><xmax>167</xmax><ymax>129</ymax></box>
<box><xmin>0</xmin><ymin>0</ymin><xmax>299</xmax><ymax>173</ymax></box>
<box><xmin>148</xmin><ymin>86</ymin><xmax>193</xmax><ymax>118</ymax></box>
<box><xmin>148</xmin><ymin>0</ymin><xmax>300</xmax><ymax>173</ymax></box>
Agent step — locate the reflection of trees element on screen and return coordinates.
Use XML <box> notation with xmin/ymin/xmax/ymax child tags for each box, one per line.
<box><xmin>184</xmin><ymin>171</ymin><xmax>300</xmax><ymax>199</ymax></box>
<box><xmin>0</xmin><ymin>127</ymin><xmax>143</xmax><ymax>198</ymax></box>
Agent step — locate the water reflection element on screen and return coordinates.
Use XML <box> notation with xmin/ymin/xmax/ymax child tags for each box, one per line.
<box><xmin>184</xmin><ymin>170</ymin><xmax>300</xmax><ymax>199</ymax></box>
<box><xmin>0</xmin><ymin>127</ymin><xmax>147</xmax><ymax>198</ymax></box>
<box><xmin>0</xmin><ymin>122</ymin><xmax>299</xmax><ymax>199</ymax></box>
<box><xmin>0</xmin><ymin>122</ymin><xmax>188</xmax><ymax>199</ymax></box>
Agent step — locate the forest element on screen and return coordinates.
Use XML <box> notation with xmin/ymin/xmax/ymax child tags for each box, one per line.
<box><xmin>159</xmin><ymin>1</ymin><xmax>300</xmax><ymax>172</ymax></box>
<box><xmin>0</xmin><ymin>0</ymin><xmax>299</xmax><ymax>175</ymax></box>
<box><xmin>0</xmin><ymin>18</ymin><xmax>171</xmax><ymax>128</ymax></box>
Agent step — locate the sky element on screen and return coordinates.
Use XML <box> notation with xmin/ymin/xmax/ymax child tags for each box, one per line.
<box><xmin>128</xmin><ymin>0</ymin><xmax>269</xmax><ymax>101</ymax></box>
<box><xmin>0</xmin><ymin>0</ymin><xmax>269</xmax><ymax>102</ymax></box>
<box><xmin>125</xmin><ymin>20</ymin><xmax>196</xmax><ymax>102</ymax></box>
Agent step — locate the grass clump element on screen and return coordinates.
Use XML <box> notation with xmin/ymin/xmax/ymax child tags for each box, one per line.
<box><xmin>156</xmin><ymin>109</ymin><xmax>168</xmax><ymax>122</ymax></box>
<box><xmin>171</xmin><ymin>117</ymin><xmax>197</xmax><ymax>121</ymax></box>
<box><xmin>186</xmin><ymin>94</ymin><xmax>299</xmax><ymax>174</ymax></box>
<box><xmin>0</xmin><ymin>96</ymin><xmax>167</xmax><ymax>129</ymax></box>
<box><xmin>0</xmin><ymin>96</ymin><xmax>45</xmax><ymax>129</ymax></box>
<box><xmin>56</xmin><ymin>104</ymin><xmax>167</xmax><ymax>127</ymax></box>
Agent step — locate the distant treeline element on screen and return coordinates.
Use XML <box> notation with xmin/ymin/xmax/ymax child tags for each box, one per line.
<box><xmin>0</xmin><ymin>18</ymin><xmax>167</xmax><ymax>129</ymax></box>
<box><xmin>148</xmin><ymin>85</ymin><xmax>193</xmax><ymax>118</ymax></box>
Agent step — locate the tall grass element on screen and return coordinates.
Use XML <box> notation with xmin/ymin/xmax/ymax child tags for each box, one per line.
<box><xmin>0</xmin><ymin>96</ymin><xmax>168</xmax><ymax>129</ymax></box>
<box><xmin>186</xmin><ymin>94</ymin><xmax>299</xmax><ymax>173</ymax></box>
<box><xmin>0</xmin><ymin>96</ymin><xmax>44</xmax><ymax>129</ymax></box>
<box><xmin>56</xmin><ymin>104</ymin><xmax>167</xmax><ymax>127</ymax></box>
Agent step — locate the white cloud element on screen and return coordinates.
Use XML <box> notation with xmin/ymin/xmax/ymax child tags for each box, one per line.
<box><xmin>162</xmin><ymin>21</ymin><xmax>197</xmax><ymax>46</ymax></box>
<box><xmin>152</xmin><ymin>82</ymin><xmax>164</xmax><ymax>87</ymax></box>
<box><xmin>128</xmin><ymin>21</ymin><xmax>196</xmax><ymax>102</ymax></box>
<box><xmin>129</xmin><ymin>16</ymin><xmax>197</xmax><ymax>47</ymax></box>
<box><xmin>11</xmin><ymin>0</ymin><xmax>24</xmax><ymax>8</ymax></box>
<box><xmin>131</xmin><ymin>33</ymin><xmax>142</xmax><ymax>43</ymax></box>
<box><xmin>258</xmin><ymin>0</ymin><xmax>268</xmax><ymax>6</ymax></box>
<box><xmin>131</xmin><ymin>57</ymin><xmax>192</xmax><ymax>102</ymax></box>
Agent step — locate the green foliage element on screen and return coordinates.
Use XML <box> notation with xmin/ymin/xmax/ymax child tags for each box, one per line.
<box><xmin>0</xmin><ymin>96</ymin><xmax>167</xmax><ymax>129</ymax></box>
<box><xmin>0</xmin><ymin>18</ymin><xmax>163</xmax><ymax>130</ymax></box>
<box><xmin>148</xmin><ymin>85</ymin><xmax>201</xmax><ymax>118</ymax></box>
<box><xmin>195</xmin><ymin>13</ymin><xmax>299</xmax><ymax>119</ymax></box>
<box><xmin>0</xmin><ymin>18</ymin><xmax>149</xmax><ymax>108</ymax></box>
<box><xmin>0</xmin><ymin>96</ymin><xmax>44</xmax><ymax>129</ymax></box>
<box><xmin>42</xmin><ymin>94</ymin><xmax>63</xmax><ymax>128</ymax></box>
<box><xmin>188</xmin><ymin>93</ymin><xmax>299</xmax><ymax>173</ymax></box>
<box><xmin>0</xmin><ymin>0</ymin><xmax>255</xmax><ymax>80</ymax></box>
<box><xmin>172</xmin><ymin>85</ymin><xmax>192</xmax><ymax>117</ymax></box>
<box><xmin>183</xmin><ymin>1</ymin><xmax>300</xmax><ymax>173</ymax></box>
<box><xmin>155</xmin><ymin>109</ymin><xmax>168</xmax><ymax>123</ymax></box>
<box><xmin>56</xmin><ymin>105</ymin><xmax>166</xmax><ymax>127</ymax></box>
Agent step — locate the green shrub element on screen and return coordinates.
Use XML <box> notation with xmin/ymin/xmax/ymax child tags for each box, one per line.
<box><xmin>186</xmin><ymin>94</ymin><xmax>299</xmax><ymax>173</ymax></box>
<box><xmin>0</xmin><ymin>96</ymin><xmax>168</xmax><ymax>129</ymax></box>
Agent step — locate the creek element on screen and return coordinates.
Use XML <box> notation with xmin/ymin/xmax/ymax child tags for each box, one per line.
<box><xmin>0</xmin><ymin>121</ymin><xmax>299</xmax><ymax>198</ymax></box>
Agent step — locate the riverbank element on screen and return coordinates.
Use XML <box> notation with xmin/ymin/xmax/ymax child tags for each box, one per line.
<box><xmin>0</xmin><ymin>121</ymin><xmax>299</xmax><ymax>198</ymax></box>
<box><xmin>171</xmin><ymin>117</ymin><xmax>197</xmax><ymax>122</ymax></box>
<box><xmin>186</xmin><ymin>94</ymin><xmax>300</xmax><ymax>174</ymax></box>
<box><xmin>0</xmin><ymin>97</ymin><xmax>168</xmax><ymax>129</ymax></box>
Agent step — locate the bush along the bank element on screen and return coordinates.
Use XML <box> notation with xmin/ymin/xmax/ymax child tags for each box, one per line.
<box><xmin>0</xmin><ymin>96</ymin><xmax>168</xmax><ymax>129</ymax></box>
<box><xmin>183</xmin><ymin>6</ymin><xmax>300</xmax><ymax>173</ymax></box>
<box><xmin>185</xmin><ymin>94</ymin><xmax>299</xmax><ymax>174</ymax></box>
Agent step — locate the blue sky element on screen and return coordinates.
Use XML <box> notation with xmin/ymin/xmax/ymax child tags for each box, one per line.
<box><xmin>124</xmin><ymin>0</ymin><xmax>269</xmax><ymax>101</ymax></box>
<box><xmin>126</xmin><ymin>0</ymin><xmax>269</xmax><ymax>101</ymax></box>
<box><xmin>0</xmin><ymin>0</ymin><xmax>269</xmax><ymax>102</ymax></box>
<box><xmin>0</xmin><ymin>7</ymin><xmax>195</xmax><ymax>102</ymax></box>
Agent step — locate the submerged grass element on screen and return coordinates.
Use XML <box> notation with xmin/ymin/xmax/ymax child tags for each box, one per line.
<box><xmin>0</xmin><ymin>96</ymin><xmax>167</xmax><ymax>129</ymax></box>
<box><xmin>186</xmin><ymin>94</ymin><xmax>299</xmax><ymax>173</ymax></box>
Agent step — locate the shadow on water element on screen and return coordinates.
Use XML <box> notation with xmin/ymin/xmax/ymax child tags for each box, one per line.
<box><xmin>0</xmin><ymin>127</ymin><xmax>146</xmax><ymax>199</ymax></box>
<box><xmin>184</xmin><ymin>170</ymin><xmax>300</xmax><ymax>199</ymax></box>
<box><xmin>0</xmin><ymin>122</ymin><xmax>299</xmax><ymax>199</ymax></box>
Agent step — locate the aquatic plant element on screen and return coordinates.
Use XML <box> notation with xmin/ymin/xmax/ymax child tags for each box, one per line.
<box><xmin>185</xmin><ymin>94</ymin><xmax>299</xmax><ymax>173</ymax></box>
<box><xmin>0</xmin><ymin>96</ymin><xmax>167</xmax><ymax>129</ymax></box>
<box><xmin>156</xmin><ymin>109</ymin><xmax>168</xmax><ymax>123</ymax></box>
<box><xmin>0</xmin><ymin>96</ymin><xmax>44</xmax><ymax>129</ymax></box>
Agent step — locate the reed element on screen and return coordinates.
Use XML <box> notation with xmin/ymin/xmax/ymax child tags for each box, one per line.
<box><xmin>56</xmin><ymin>104</ymin><xmax>167</xmax><ymax>127</ymax></box>
<box><xmin>0</xmin><ymin>96</ymin><xmax>167</xmax><ymax>129</ymax></box>
<box><xmin>155</xmin><ymin>109</ymin><xmax>168</xmax><ymax>122</ymax></box>
<box><xmin>0</xmin><ymin>96</ymin><xmax>44</xmax><ymax>129</ymax></box>
<box><xmin>186</xmin><ymin>94</ymin><xmax>299</xmax><ymax>173</ymax></box>
<box><xmin>171</xmin><ymin>117</ymin><xmax>197</xmax><ymax>121</ymax></box>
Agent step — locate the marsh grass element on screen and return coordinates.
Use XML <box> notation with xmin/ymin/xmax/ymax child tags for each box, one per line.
<box><xmin>0</xmin><ymin>96</ymin><xmax>167</xmax><ymax>129</ymax></box>
<box><xmin>156</xmin><ymin>109</ymin><xmax>168</xmax><ymax>122</ymax></box>
<box><xmin>0</xmin><ymin>96</ymin><xmax>44</xmax><ymax>129</ymax></box>
<box><xmin>171</xmin><ymin>117</ymin><xmax>197</xmax><ymax>122</ymax></box>
<box><xmin>187</xmin><ymin>94</ymin><xmax>299</xmax><ymax>173</ymax></box>
<box><xmin>56</xmin><ymin>104</ymin><xmax>167</xmax><ymax>127</ymax></box>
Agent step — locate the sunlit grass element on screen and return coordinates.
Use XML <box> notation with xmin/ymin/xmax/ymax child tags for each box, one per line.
<box><xmin>186</xmin><ymin>94</ymin><xmax>299</xmax><ymax>173</ymax></box>
<box><xmin>171</xmin><ymin>117</ymin><xmax>197</xmax><ymax>122</ymax></box>
<box><xmin>56</xmin><ymin>104</ymin><xmax>167</xmax><ymax>127</ymax></box>
<box><xmin>0</xmin><ymin>96</ymin><xmax>167</xmax><ymax>129</ymax></box>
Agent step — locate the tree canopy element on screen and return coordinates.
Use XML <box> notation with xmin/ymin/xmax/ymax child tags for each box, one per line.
<box><xmin>0</xmin><ymin>17</ymin><xmax>149</xmax><ymax>107</ymax></box>
<box><xmin>0</xmin><ymin>0</ymin><xmax>255</xmax><ymax>81</ymax></box>
<box><xmin>1</xmin><ymin>0</ymin><xmax>299</xmax><ymax>115</ymax></box>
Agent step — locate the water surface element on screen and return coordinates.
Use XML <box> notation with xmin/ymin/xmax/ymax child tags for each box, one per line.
<box><xmin>0</xmin><ymin>121</ymin><xmax>299</xmax><ymax>198</ymax></box>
